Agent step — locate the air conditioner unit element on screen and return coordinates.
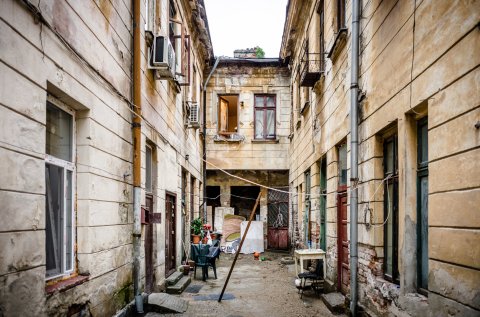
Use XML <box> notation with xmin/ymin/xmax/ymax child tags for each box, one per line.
<box><xmin>148</xmin><ymin>36</ymin><xmax>176</xmax><ymax>79</ymax></box>
<box><xmin>188</xmin><ymin>103</ymin><xmax>200</xmax><ymax>128</ymax></box>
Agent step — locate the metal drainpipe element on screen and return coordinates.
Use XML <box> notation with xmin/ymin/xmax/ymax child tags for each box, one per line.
<box><xmin>350</xmin><ymin>0</ymin><xmax>360</xmax><ymax>315</ymax></box>
<box><xmin>132</xmin><ymin>0</ymin><xmax>143</xmax><ymax>313</ymax></box>
<box><xmin>202</xmin><ymin>57</ymin><xmax>220</xmax><ymax>222</ymax></box>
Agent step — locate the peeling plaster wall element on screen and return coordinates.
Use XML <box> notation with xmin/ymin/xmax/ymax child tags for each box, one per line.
<box><xmin>282</xmin><ymin>0</ymin><xmax>480</xmax><ymax>316</ymax></box>
<box><xmin>0</xmin><ymin>0</ymin><xmax>210</xmax><ymax>315</ymax></box>
<box><xmin>205</xmin><ymin>64</ymin><xmax>291</xmax><ymax>170</ymax></box>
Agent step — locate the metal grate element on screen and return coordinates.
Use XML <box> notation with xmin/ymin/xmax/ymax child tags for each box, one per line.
<box><xmin>267</xmin><ymin>188</ymin><xmax>289</xmax><ymax>227</ymax></box>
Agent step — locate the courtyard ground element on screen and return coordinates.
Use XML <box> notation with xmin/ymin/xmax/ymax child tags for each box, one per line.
<box><xmin>145</xmin><ymin>251</ymin><xmax>345</xmax><ymax>317</ymax></box>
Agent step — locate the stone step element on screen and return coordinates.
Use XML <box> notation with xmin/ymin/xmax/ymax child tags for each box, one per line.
<box><xmin>147</xmin><ymin>293</ymin><xmax>188</xmax><ymax>313</ymax></box>
<box><xmin>166</xmin><ymin>271</ymin><xmax>183</xmax><ymax>286</ymax></box>
<box><xmin>166</xmin><ymin>276</ymin><xmax>191</xmax><ymax>294</ymax></box>
<box><xmin>321</xmin><ymin>292</ymin><xmax>346</xmax><ymax>314</ymax></box>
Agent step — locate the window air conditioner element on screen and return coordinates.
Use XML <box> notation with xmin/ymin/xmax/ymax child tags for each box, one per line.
<box><xmin>148</xmin><ymin>36</ymin><xmax>176</xmax><ymax>79</ymax></box>
<box><xmin>188</xmin><ymin>103</ymin><xmax>200</xmax><ymax>128</ymax></box>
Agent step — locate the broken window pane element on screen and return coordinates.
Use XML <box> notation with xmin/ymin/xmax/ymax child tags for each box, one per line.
<box><xmin>46</xmin><ymin>102</ymin><xmax>73</xmax><ymax>162</ymax></box>
<box><xmin>46</xmin><ymin>164</ymin><xmax>64</xmax><ymax>278</ymax></box>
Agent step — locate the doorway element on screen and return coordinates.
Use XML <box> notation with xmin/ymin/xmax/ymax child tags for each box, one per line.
<box><xmin>165</xmin><ymin>193</ymin><xmax>177</xmax><ymax>277</ymax></box>
<box><xmin>218</xmin><ymin>95</ymin><xmax>239</xmax><ymax>135</ymax></box>
<box><xmin>230</xmin><ymin>186</ymin><xmax>260</xmax><ymax>219</ymax></box>
<box><xmin>267</xmin><ymin>188</ymin><xmax>289</xmax><ymax>250</ymax></box>
<box><xmin>337</xmin><ymin>192</ymin><xmax>349</xmax><ymax>294</ymax></box>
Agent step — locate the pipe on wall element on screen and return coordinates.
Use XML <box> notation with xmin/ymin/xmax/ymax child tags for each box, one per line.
<box><xmin>350</xmin><ymin>0</ymin><xmax>360</xmax><ymax>315</ymax></box>
<box><xmin>132</xmin><ymin>0</ymin><xmax>143</xmax><ymax>313</ymax></box>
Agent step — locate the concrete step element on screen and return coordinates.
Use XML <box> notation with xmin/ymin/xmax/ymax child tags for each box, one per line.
<box><xmin>147</xmin><ymin>293</ymin><xmax>188</xmax><ymax>313</ymax></box>
<box><xmin>321</xmin><ymin>292</ymin><xmax>346</xmax><ymax>314</ymax></box>
<box><xmin>166</xmin><ymin>276</ymin><xmax>191</xmax><ymax>294</ymax></box>
<box><xmin>165</xmin><ymin>271</ymin><xmax>183</xmax><ymax>286</ymax></box>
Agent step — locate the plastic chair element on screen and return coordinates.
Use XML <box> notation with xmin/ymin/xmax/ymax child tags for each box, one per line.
<box><xmin>298</xmin><ymin>260</ymin><xmax>324</xmax><ymax>298</ymax></box>
<box><xmin>194</xmin><ymin>245</ymin><xmax>210</xmax><ymax>281</ymax></box>
<box><xmin>206</xmin><ymin>246</ymin><xmax>220</xmax><ymax>279</ymax></box>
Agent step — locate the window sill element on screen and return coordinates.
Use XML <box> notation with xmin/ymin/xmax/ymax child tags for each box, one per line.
<box><xmin>327</xmin><ymin>28</ymin><xmax>348</xmax><ymax>60</ymax></box>
<box><xmin>213</xmin><ymin>134</ymin><xmax>245</xmax><ymax>143</ymax></box>
<box><xmin>45</xmin><ymin>274</ymin><xmax>89</xmax><ymax>294</ymax></box>
<box><xmin>251</xmin><ymin>138</ymin><xmax>279</xmax><ymax>144</ymax></box>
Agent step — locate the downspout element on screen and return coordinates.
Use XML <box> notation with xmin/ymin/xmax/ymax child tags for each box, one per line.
<box><xmin>350</xmin><ymin>0</ymin><xmax>360</xmax><ymax>315</ymax></box>
<box><xmin>132</xmin><ymin>0</ymin><xmax>143</xmax><ymax>313</ymax></box>
<box><xmin>202</xmin><ymin>57</ymin><xmax>221</xmax><ymax>222</ymax></box>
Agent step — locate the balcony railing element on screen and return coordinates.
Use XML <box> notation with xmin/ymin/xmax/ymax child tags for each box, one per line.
<box><xmin>300</xmin><ymin>52</ymin><xmax>324</xmax><ymax>87</ymax></box>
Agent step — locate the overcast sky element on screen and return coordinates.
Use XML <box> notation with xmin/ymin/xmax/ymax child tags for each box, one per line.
<box><xmin>204</xmin><ymin>0</ymin><xmax>289</xmax><ymax>58</ymax></box>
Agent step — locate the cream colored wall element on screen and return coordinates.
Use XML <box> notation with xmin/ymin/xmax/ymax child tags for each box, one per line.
<box><xmin>283</xmin><ymin>0</ymin><xmax>479</xmax><ymax>315</ymax></box>
<box><xmin>205</xmin><ymin>65</ymin><xmax>291</xmax><ymax>170</ymax></box>
<box><xmin>0</xmin><ymin>0</ymin><xmax>210</xmax><ymax>315</ymax></box>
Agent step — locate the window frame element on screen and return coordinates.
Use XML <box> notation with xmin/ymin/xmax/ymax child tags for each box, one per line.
<box><xmin>318</xmin><ymin>0</ymin><xmax>325</xmax><ymax>71</ymax></box>
<box><xmin>337</xmin><ymin>142</ymin><xmax>348</xmax><ymax>192</ymax></box>
<box><xmin>45</xmin><ymin>95</ymin><xmax>76</xmax><ymax>281</ymax></box>
<box><xmin>254</xmin><ymin>94</ymin><xmax>277</xmax><ymax>140</ymax></box>
<box><xmin>217</xmin><ymin>94</ymin><xmax>239</xmax><ymax>135</ymax></box>
<box><xmin>416</xmin><ymin>117</ymin><xmax>429</xmax><ymax>294</ymax></box>
<box><xmin>383</xmin><ymin>134</ymin><xmax>399</xmax><ymax>284</ymax></box>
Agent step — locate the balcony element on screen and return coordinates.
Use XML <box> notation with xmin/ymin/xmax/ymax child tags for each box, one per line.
<box><xmin>300</xmin><ymin>52</ymin><xmax>324</xmax><ymax>87</ymax></box>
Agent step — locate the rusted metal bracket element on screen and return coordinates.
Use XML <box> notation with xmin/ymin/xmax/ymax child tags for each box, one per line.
<box><xmin>218</xmin><ymin>192</ymin><xmax>262</xmax><ymax>302</ymax></box>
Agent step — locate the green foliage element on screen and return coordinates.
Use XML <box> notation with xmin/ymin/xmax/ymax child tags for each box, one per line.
<box><xmin>255</xmin><ymin>46</ymin><xmax>265</xmax><ymax>58</ymax></box>
<box><xmin>191</xmin><ymin>217</ymin><xmax>203</xmax><ymax>235</ymax></box>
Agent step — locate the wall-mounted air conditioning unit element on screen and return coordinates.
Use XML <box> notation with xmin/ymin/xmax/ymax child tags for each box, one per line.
<box><xmin>148</xmin><ymin>36</ymin><xmax>176</xmax><ymax>79</ymax></box>
<box><xmin>188</xmin><ymin>103</ymin><xmax>200</xmax><ymax>128</ymax></box>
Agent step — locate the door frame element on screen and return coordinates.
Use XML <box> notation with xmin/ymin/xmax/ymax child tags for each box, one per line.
<box><xmin>165</xmin><ymin>191</ymin><xmax>177</xmax><ymax>277</ymax></box>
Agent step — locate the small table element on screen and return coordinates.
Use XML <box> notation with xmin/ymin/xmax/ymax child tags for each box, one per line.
<box><xmin>294</xmin><ymin>249</ymin><xmax>326</xmax><ymax>279</ymax></box>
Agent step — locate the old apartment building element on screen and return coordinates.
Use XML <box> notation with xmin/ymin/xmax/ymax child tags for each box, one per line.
<box><xmin>281</xmin><ymin>0</ymin><xmax>479</xmax><ymax>316</ymax></box>
<box><xmin>0</xmin><ymin>0</ymin><xmax>479</xmax><ymax>316</ymax></box>
<box><xmin>204</xmin><ymin>58</ymin><xmax>291</xmax><ymax>250</ymax></box>
<box><xmin>0</xmin><ymin>0</ymin><xmax>212</xmax><ymax>315</ymax></box>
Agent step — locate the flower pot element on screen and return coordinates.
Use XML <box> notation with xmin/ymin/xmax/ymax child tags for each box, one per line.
<box><xmin>188</xmin><ymin>260</ymin><xmax>195</xmax><ymax>269</ymax></box>
<box><xmin>192</xmin><ymin>234</ymin><xmax>201</xmax><ymax>244</ymax></box>
<box><xmin>182</xmin><ymin>265</ymin><xmax>190</xmax><ymax>275</ymax></box>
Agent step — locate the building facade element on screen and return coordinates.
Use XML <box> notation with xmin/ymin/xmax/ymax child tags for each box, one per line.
<box><xmin>205</xmin><ymin>58</ymin><xmax>292</xmax><ymax>250</ymax></box>
<box><xmin>281</xmin><ymin>0</ymin><xmax>479</xmax><ymax>316</ymax></box>
<box><xmin>0</xmin><ymin>0</ymin><xmax>212</xmax><ymax>315</ymax></box>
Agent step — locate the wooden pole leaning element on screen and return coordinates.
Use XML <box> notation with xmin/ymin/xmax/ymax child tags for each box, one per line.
<box><xmin>218</xmin><ymin>192</ymin><xmax>262</xmax><ymax>302</ymax></box>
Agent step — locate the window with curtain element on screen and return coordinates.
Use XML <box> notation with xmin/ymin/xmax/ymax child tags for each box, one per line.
<box><xmin>254</xmin><ymin>94</ymin><xmax>276</xmax><ymax>139</ymax></box>
<box><xmin>45</xmin><ymin>98</ymin><xmax>75</xmax><ymax>279</ymax></box>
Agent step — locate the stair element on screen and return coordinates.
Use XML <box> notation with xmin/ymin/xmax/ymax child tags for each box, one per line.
<box><xmin>147</xmin><ymin>293</ymin><xmax>188</xmax><ymax>313</ymax></box>
<box><xmin>321</xmin><ymin>292</ymin><xmax>346</xmax><ymax>314</ymax></box>
<box><xmin>166</xmin><ymin>275</ymin><xmax>191</xmax><ymax>294</ymax></box>
<box><xmin>166</xmin><ymin>271</ymin><xmax>183</xmax><ymax>286</ymax></box>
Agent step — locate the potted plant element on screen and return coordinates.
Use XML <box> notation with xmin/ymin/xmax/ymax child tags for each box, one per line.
<box><xmin>191</xmin><ymin>217</ymin><xmax>203</xmax><ymax>244</ymax></box>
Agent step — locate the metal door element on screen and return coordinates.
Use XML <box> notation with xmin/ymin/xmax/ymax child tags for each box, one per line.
<box><xmin>267</xmin><ymin>188</ymin><xmax>289</xmax><ymax>250</ymax></box>
<box><xmin>337</xmin><ymin>192</ymin><xmax>349</xmax><ymax>294</ymax></box>
<box><xmin>165</xmin><ymin>193</ymin><xmax>176</xmax><ymax>277</ymax></box>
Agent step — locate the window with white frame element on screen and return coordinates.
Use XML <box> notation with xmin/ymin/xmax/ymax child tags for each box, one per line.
<box><xmin>45</xmin><ymin>97</ymin><xmax>75</xmax><ymax>279</ymax></box>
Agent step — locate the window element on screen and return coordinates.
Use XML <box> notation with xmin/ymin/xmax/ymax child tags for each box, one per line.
<box><xmin>218</xmin><ymin>95</ymin><xmax>239</xmax><ymax>134</ymax></box>
<box><xmin>338</xmin><ymin>143</ymin><xmax>347</xmax><ymax>189</ymax></box>
<box><xmin>417</xmin><ymin>117</ymin><xmax>428</xmax><ymax>293</ymax></box>
<box><xmin>190</xmin><ymin>176</ymin><xmax>196</xmax><ymax>221</ymax></box>
<box><xmin>146</xmin><ymin>144</ymin><xmax>153</xmax><ymax>193</ymax></box>
<box><xmin>337</xmin><ymin>0</ymin><xmax>346</xmax><ymax>31</ymax></box>
<box><xmin>254</xmin><ymin>94</ymin><xmax>276</xmax><ymax>139</ymax></box>
<box><xmin>145</xmin><ymin>0</ymin><xmax>155</xmax><ymax>31</ymax></box>
<box><xmin>45</xmin><ymin>98</ymin><xmax>75</xmax><ymax>279</ymax></box>
<box><xmin>319</xmin><ymin>158</ymin><xmax>327</xmax><ymax>251</ymax></box>
<box><xmin>169</xmin><ymin>0</ymin><xmax>190</xmax><ymax>85</ymax></box>
<box><xmin>318</xmin><ymin>0</ymin><xmax>325</xmax><ymax>70</ymax></box>
<box><xmin>384</xmin><ymin>135</ymin><xmax>399</xmax><ymax>283</ymax></box>
<box><xmin>304</xmin><ymin>170</ymin><xmax>311</xmax><ymax>244</ymax></box>
<box><xmin>192</xmin><ymin>66</ymin><xmax>198</xmax><ymax>102</ymax></box>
